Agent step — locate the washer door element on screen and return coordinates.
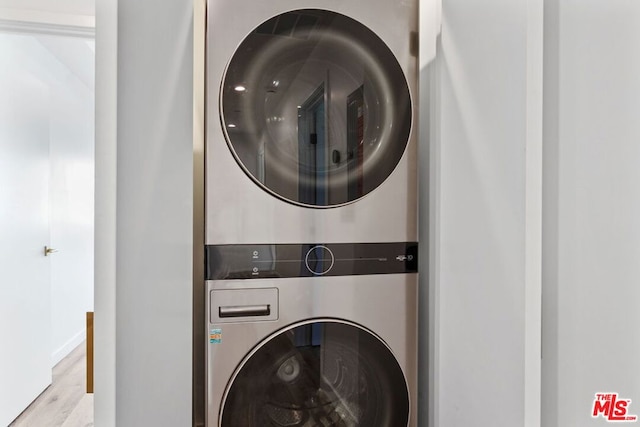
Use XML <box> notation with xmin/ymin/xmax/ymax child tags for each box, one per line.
<box><xmin>220</xmin><ymin>320</ymin><xmax>409</xmax><ymax>426</ymax></box>
<box><xmin>221</xmin><ymin>9</ymin><xmax>412</xmax><ymax>208</ymax></box>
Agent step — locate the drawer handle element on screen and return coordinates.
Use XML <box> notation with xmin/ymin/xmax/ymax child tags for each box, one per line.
<box><xmin>219</xmin><ymin>304</ymin><xmax>271</xmax><ymax>318</ymax></box>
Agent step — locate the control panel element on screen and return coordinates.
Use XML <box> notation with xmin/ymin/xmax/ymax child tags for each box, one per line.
<box><xmin>205</xmin><ymin>242</ymin><xmax>418</xmax><ymax>280</ymax></box>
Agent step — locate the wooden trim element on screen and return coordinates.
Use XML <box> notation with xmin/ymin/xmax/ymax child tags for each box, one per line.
<box><xmin>86</xmin><ymin>312</ymin><xmax>94</xmax><ymax>394</ymax></box>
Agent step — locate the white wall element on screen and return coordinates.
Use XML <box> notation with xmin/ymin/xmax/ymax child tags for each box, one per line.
<box><xmin>418</xmin><ymin>2</ymin><xmax>440</xmax><ymax>425</ymax></box>
<box><xmin>542</xmin><ymin>1</ymin><xmax>640</xmax><ymax>425</ymax></box>
<box><xmin>423</xmin><ymin>0</ymin><xmax>543</xmax><ymax>426</ymax></box>
<box><xmin>94</xmin><ymin>0</ymin><xmax>550</xmax><ymax>425</ymax></box>
<box><xmin>113</xmin><ymin>0</ymin><xmax>193</xmax><ymax>425</ymax></box>
<box><xmin>94</xmin><ymin>0</ymin><xmax>117</xmax><ymax>424</ymax></box>
<box><xmin>92</xmin><ymin>1</ymin><xmax>640</xmax><ymax>425</ymax></box>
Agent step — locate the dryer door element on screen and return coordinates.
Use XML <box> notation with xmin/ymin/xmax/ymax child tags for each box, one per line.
<box><xmin>220</xmin><ymin>320</ymin><xmax>409</xmax><ymax>426</ymax></box>
<box><xmin>220</xmin><ymin>9</ymin><xmax>412</xmax><ymax>208</ymax></box>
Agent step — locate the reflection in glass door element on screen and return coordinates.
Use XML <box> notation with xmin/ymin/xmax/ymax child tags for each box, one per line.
<box><xmin>347</xmin><ymin>85</ymin><xmax>364</xmax><ymax>200</ymax></box>
<box><xmin>220</xmin><ymin>320</ymin><xmax>410</xmax><ymax>426</ymax></box>
<box><xmin>298</xmin><ymin>84</ymin><xmax>328</xmax><ymax>205</ymax></box>
<box><xmin>220</xmin><ymin>9</ymin><xmax>412</xmax><ymax>207</ymax></box>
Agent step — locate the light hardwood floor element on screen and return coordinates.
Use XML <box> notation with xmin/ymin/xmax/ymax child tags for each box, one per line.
<box><xmin>10</xmin><ymin>343</ymin><xmax>93</xmax><ymax>427</ymax></box>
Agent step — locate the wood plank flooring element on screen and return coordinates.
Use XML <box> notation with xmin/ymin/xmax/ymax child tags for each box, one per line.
<box><xmin>10</xmin><ymin>343</ymin><xmax>93</xmax><ymax>427</ymax></box>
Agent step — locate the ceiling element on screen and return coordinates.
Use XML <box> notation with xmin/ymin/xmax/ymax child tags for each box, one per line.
<box><xmin>0</xmin><ymin>0</ymin><xmax>94</xmax><ymax>17</ymax></box>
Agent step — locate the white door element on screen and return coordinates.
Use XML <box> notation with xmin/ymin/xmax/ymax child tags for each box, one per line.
<box><xmin>41</xmin><ymin>35</ymin><xmax>96</xmax><ymax>365</ymax></box>
<box><xmin>0</xmin><ymin>55</ymin><xmax>52</xmax><ymax>425</ymax></box>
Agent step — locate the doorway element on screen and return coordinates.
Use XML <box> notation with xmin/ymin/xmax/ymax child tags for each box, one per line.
<box><xmin>0</xmin><ymin>27</ymin><xmax>95</xmax><ymax>426</ymax></box>
<box><xmin>297</xmin><ymin>84</ymin><xmax>328</xmax><ymax>205</ymax></box>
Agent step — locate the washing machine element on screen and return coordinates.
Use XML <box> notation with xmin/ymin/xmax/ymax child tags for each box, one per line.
<box><xmin>205</xmin><ymin>1</ymin><xmax>418</xmax><ymax>425</ymax></box>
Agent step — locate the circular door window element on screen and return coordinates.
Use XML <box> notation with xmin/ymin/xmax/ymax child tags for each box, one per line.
<box><xmin>220</xmin><ymin>320</ymin><xmax>409</xmax><ymax>426</ymax></box>
<box><xmin>221</xmin><ymin>9</ymin><xmax>412</xmax><ymax>207</ymax></box>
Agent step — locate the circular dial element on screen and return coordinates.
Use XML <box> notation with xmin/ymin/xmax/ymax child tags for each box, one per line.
<box><xmin>304</xmin><ymin>245</ymin><xmax>335</xmax><ymax>275</ymax></box>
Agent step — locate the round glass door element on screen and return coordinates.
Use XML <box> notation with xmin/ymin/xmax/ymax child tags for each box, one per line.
<box><xmin>220</xmin><ymin>320</ymin><xmax>409</xmax><ymax>426</ymax></box>
<box><xmin>221</xmin><ymin>9</ymin><xmax>412</xmax><ymax>207</ymax></box>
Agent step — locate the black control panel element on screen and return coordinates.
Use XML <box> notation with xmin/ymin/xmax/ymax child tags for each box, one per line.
<box><xmin>205</xmin><ymin>242</ymin><xmax>418</xmax><ymax>280</ymax></box>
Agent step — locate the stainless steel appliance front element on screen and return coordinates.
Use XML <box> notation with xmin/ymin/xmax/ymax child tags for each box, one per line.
<box><xmin>205</xmin><ymin>1</ymin><xmax>419</xmax><ymax>425</ymax></box>
<box><xmin>206</xmin><ymin>0</ymin><xmax>418</xmax><ymax>245</ymax></box>
<box><xmin>206</xmin><ymin>274</ymin><xmax>418</xmax><ymax>426</ymax></box>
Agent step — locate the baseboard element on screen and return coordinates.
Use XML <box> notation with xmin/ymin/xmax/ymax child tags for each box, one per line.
<box><xmin>52</xmin><ymin>329</ymin><xmax>86</xmax><ymax>367</ymax></box>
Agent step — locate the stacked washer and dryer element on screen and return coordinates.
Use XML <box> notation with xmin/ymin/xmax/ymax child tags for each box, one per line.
<box><xmin>205</xmin><ymin>1</ymin><xmax>419</xmax><ymax>425</ymax></box>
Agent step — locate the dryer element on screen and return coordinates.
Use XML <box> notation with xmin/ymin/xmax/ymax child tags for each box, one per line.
<box><xmin>205</xmin><ymin>1</ymin><xmax>419</xmax><ymax>426</ymax></box>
